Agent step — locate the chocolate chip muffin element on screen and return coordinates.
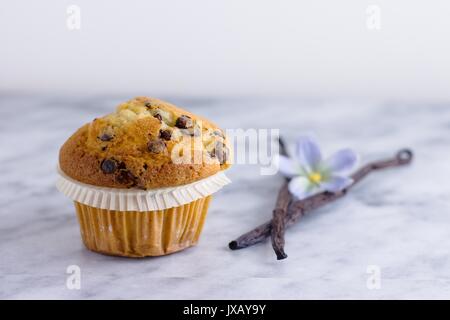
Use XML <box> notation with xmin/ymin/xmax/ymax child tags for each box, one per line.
<box><xmin>59</xmin><ymin>96</ymin><xmax>230</xmax><ymax>189</ymax></box>
<box><xmin>57</xmin><ymin>96</ymin><xmax>232</xmax><ymax>257</ymax></box>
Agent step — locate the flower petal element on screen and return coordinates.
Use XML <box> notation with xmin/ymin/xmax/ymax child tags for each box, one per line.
<box><xmin>296</xmin><ymin>136</ymin><xmax>322</xmax><ymax>172</ymax></box>
<box><xmin>288</xmin><ymin>176</ymin><xmax>316</xmax><ymax>200</ymax></box>
<box><xmin>323</xmin><ymin>149</ymin><xmax>358</xmax><ymax>174</ymax></box>
<box><xmin>321</xmin><ymin>175</ymin><xmax>354</xmax><ymax>193</ymax></box>
<box><xmin>276</xmin><ymin>155</ymin><xmax>301</xmax><ymax>178</ymax></box>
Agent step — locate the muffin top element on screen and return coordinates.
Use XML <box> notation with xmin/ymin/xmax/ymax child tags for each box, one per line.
<box><xmin>59</xmin><ymin>96</ymin><xmax>231</xmax><ymax>189</ymax></box>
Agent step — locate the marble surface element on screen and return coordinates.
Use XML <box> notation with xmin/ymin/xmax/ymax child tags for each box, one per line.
<box><xmin>1</xmin><ymin>93</ymin><xmax>450</xmax><ymax>299</ymax></box>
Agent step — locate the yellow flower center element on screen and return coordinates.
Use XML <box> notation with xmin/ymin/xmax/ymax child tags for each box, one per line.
<box><xmin>308</xmin><ymin>172</ymin><xmax>322</xmax><ymax>184</ymax></box>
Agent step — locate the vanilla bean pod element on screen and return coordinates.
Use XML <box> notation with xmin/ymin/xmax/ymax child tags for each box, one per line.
<box><xmin>270</xmin><ymin>137</ymin><xmax>291</xmax><ymax>260</ymax></box>
<box><xmin>271</xmin><ymin>182</ymin><xmax>290</xmax><ymax>259</ymax></box>
<box><xmin>228</xmin><ymin>149</ymin><xmax>413</xmax><ymax>251</ymax></box>
<box><xmin>278</xmin><ymin>136</ymin><xmax>289</xmax><ymax>158</ymax></box>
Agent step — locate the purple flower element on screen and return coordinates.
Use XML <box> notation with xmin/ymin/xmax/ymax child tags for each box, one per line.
<box><xmin>277</xmin><ymin>136</ymin><xmax>359</xmax><ymax>200</ymax></box>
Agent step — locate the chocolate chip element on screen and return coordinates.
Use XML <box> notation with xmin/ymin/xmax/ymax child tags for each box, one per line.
<box><xmin>175</xmin><ymin>115</ymin><xmax>193</xmax><ymax>129</ymax></box>
<box><xmin>159</xmin><ymin>129</ymin><xmax>172</xmax><ymax>141</ymax></box>
<box><xmin>117</xmin><ymin>161</ymin><xmax>127</xmax><ymax>170</ymax></box>
<box><xmin>145</xmin><ymin>102</ymin><xmax>152</xmax><ymax>108</ymax></box>
<box><xmin>147</xmin><ymin>139</ymin><xmax>166</xmax><ymax>153</ymax></box>
<box><xmin>154</xmin><ymin>113</ymin><xmax>162</xmax><ymax>122</ymax></box>
<box><xmin>101</xmin><ymin>159</ymin><xmax>117</xmax><ymax>174</ymax></box>
<box><xmin>116</xmin><ymin>169</ymin><xmax>137</xmax><ymax>185</ymax></box>
<box><xmin>99</xmin><ymin>133</ymin><xmax>113</xmax><ymax>141</ymax></box>
<box><xmin>101</xmin><ymin>146</ymin><xmax>107</xmax><ymax>151</ymax></box>
<box><xmin>212</xmin><ymin>143</ymin><xmax>228</xmax><ymax>165</ymax></box>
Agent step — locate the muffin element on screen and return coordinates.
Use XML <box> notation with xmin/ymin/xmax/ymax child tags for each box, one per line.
<box><xmin>57</xmin><ymin>96</ymin><xmax>231</xmax><ymax>257</ymax></box>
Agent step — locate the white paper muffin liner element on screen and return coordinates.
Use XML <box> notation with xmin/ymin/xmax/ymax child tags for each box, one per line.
<box><xmin>56</xmin><ymin>168</ymin><xmax>231</xmax><ymax>212</ymax></box>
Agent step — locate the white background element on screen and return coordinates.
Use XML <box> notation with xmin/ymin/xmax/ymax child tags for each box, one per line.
<box><xmin>1</xmin><ymin>0</ymin><xmax>449</xmax><ymax>101</ymax></box>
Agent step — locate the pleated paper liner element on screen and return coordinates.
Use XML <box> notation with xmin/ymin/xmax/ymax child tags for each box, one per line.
<box><xmin>56</xmin><ymin>168</ymin><xmax>230</xmax><ymax>257</ymax></box>
<box><xmin>74</xmin><ymin>196</ymin><xmax>211</xmax><ymax>257</ymax></box>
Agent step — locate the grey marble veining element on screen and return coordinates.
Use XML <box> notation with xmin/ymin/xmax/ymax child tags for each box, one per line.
<box><xmin>1</xmin><ymin>93</ymin><xmax>450</xmax><ymax>299</ymax></box>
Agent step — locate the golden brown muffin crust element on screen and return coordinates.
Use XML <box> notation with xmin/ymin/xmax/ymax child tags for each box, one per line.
<box><xmin>59</xmin><ymin>97</ymin><xmax>231</xmax><ymax>189</ymax></box>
